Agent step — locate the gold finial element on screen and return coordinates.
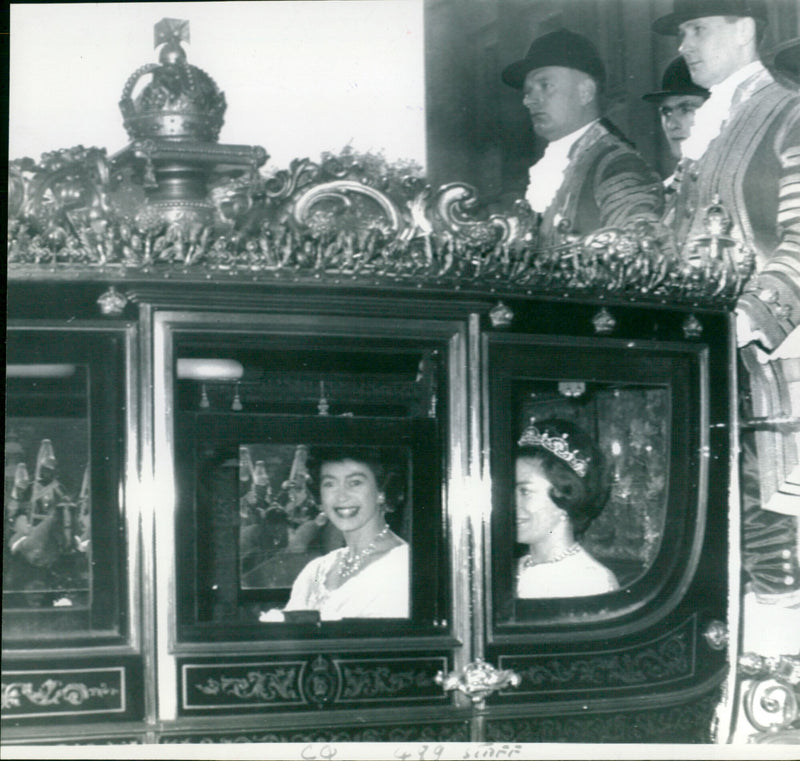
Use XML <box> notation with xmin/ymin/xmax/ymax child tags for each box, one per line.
<box><xmin>154</xmin><ymin>18</ymin><xmax>190</xmax><ymax>49</ymax></box>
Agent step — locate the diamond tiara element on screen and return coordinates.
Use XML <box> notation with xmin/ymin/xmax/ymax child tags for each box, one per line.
<box><xmin>517</xmin><ymin>421</ymin><xmax>589</xmax><ymax>477</ymax></box>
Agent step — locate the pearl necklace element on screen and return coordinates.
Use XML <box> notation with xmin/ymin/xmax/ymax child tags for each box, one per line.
<box><xmin>520</xmin><ymin>542</ymin><xmax>581</xmax><ymax>569</ymax></box>
<box><xmin>339</xmin><ymin>525</ymin><xmax>391</xmax><ymax>580</ymax></box>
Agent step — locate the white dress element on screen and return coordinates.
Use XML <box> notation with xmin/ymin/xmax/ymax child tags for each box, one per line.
<box><xmin>516</xmin><ymin>546</ymin><xmax>619</xmax><ymax>599</ymax></box>
<box><xmin>281</xmin><ymin>542</ymin><xmax>410</xmax><ymax>620</ymax></box>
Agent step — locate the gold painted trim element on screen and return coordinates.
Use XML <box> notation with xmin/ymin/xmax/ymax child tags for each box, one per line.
<box><xmin>2</xmin><ymin>666</ymin><xmax>127</xmax><ymax>718</ymax></box>
<box><xmin>722</xmin><ymin>312</ymin><xmax>744</xmax><ymax>742</ymax></box>
<box><xmin>445</xmin><ymin>318</ymin><xmax>473</xmax><ymax>710</ymax></box>
<box><xmin>137</xmin><ymin>302</ymin><xmax>160</xmax><ymax>726</ymax></box>
<box><xmin>152</xmin><ymin>308</ymin><xmax>179</xmax><ymax>720</ymax></box>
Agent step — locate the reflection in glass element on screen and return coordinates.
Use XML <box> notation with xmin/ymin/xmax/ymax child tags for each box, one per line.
<box><xmin>515</xmin><ymin>418</ymin><xmax>619</xmax><ymax>598</ymax></box>
<box><xmin>239</xmin><ymin>443</ymin><xmax>343</xmax><ymax>590</ymax></box>
<box><xmin>513</xmin><ymin>382</ymin><xmax>669</xmax><ymax>596</ymax></box>
<box><xmin>4</xmin><ymin>366</ymin><xmax>92</xmax><ymax>625</ymax></box>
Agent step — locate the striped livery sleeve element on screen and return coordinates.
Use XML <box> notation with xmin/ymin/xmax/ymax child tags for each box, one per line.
<box><xmin>593</xmin><ymin>146</ymin><xmax>664</xmax><ymax>228</ymax></box>
<box><xmin>739</xmin><ymin>100</ymin><xmax>800</xmax><ymax>351</ymax></box>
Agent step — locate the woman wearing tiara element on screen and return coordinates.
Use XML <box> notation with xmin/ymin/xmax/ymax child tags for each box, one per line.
<box><xmin>515</xmin><ymin>418</ymin><xmax>619</xmax><ymax>598</ymax></box>
<box><xmin>260</xmin><ymin>447</ymin><xmax>409</xmax><ymax>621</ymax></box>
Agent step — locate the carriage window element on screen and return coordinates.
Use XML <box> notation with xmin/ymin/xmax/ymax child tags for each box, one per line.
<box><xmin>509</xmin><ymin>381</ymin><xmax>669</xmax><ymax>600</ymax></box>
<box><xmin>5</xmin><ymin>365</ymin><xmax>93</xmax><ymax>637</ymax></box>
<box><xmin>3</xmin><ymin>330</ymin><xmax>126</xmax><ymax>645</ymax></box>
<box><xmin>487</xmin><ymin>336</ymin><xmax>706</xmax><ymax>631</ymax></box>
<box><xmin>173</xmin><ymin>330</ymin><xmax>448</xmax><ymax>641</ymax></box>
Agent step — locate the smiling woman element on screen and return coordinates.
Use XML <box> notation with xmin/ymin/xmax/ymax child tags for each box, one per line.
<box><xmin>260</xmin><ymin>446</ymin><xmax>410</xmax><ymax>621</ymax></box>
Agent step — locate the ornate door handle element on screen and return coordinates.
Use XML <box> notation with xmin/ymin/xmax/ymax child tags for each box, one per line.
<box><xmin>435</xmin><ymin>659</ymin><xmax>521</xmax><ymax>703</ymax></box>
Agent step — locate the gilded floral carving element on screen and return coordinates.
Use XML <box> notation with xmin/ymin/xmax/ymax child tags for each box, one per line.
<box><xmin>339</xmin><ymin>664</ymin><xmax>434</xmax><ymax>699</ymax></box>
<box><xmin>192</xmin><ymin>667</ymin><xmax>300</xmax><ymax>703</ymax></box>
<box><xmin>503</xmin><ymin>629</ymin><xmax>691</xmax><ymax>694</ymax></box>
<box><xmin>8</xmin><ymin>146</ymin><xmax>752</xmax><ymax>308</ymax></box>
<box><xmin>2</xmin><ymin>678</ymin><xmax>120</xmax><ymax>711</ymax></box>
<box><xmin>486</xmin><ymin>693</ymin><xmax>718</xmax><ymax>743</ymax></box>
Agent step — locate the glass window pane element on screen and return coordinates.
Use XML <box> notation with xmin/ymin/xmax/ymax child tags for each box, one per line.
<box><xmin>509</xmin><ymin>380</ymin><xmax>668</xmax><ymax>602</ymax></box>
<box><xmin>4</xmin><ymin>330</ymin><xmax>126</xmax><ymax>646</ymax></box>
<box><xmin>173</xmin><ymin>332</ymin><xmax>447</xmax><ymax>639</ymax></box>
<box><xmin>487</xmin><ymin>336</ymin><xmax>704</xmax><ymax>633</ymax></box>
<box><xmin>5</xmin><ymin>367</ymin><xmax>93</xmax><ymax>635</ymax></box>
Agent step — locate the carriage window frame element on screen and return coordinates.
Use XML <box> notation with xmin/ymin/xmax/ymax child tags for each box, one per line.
<box><xmin>483</xmin><ymin>333</ymin><xmax>710</xmax><ymax>643</ymax></box>
<box><xmin>3</xmin><ymin>325</ymin><xmax>131</xmax><ymax>650</ymax></box>
<box><xmin>154</xmin><ymin>311</ymin><xmax>462</xmax><ymax>646</ymax></box>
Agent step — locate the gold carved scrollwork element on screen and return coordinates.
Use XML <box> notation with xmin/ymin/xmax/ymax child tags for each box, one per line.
<box><xmin>8</xmin><ymin>143</ymin><xmax>755</xmax><ymax>307</ymax></box>
<box><xmin>7</xmin><ymin>15</ymin><xmax>756</xmax><ymax>307</ymax></box>
<box><xmin>293</xmin><ymin>180</ymin><xmax>403</xmax><ymax>237</ymax></box>
<box><xmin>739</xmin><ymin>652</ymin><xmax>800</xmax><ymax>735</ymax></box>
<box><xmin>264</xmin><ymin>158</ymin><xmax>321</xmax><ymax>203</ymax></box>
<box><xmin>432</xmin><ymin>183</ymin><xmax>528</xmax><ymax>247</ymax></box>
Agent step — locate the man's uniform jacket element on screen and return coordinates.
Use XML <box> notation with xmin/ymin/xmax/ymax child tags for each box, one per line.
<box><xmin>536</xmin><ymin>120</ymin><xmax>664</xmax><ymax>248</ymax></box>
<box><xmin>669</xmin><ymin>66</ymin><xmax>800</xmax><ymax>349</ymax></box>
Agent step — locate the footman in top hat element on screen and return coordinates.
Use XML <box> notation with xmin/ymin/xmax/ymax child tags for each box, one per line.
<box><xmin>502</xmin><ymin>28</ymin><xmax>663</xmax><ymax>248</ymax></box>
<box><xmin>653</xmin><ymin>0</ymin><xmax>800</xmax><ymax>351</ymax></box>
<box><xmin>655</xmin><ymin>1</ymin><xmax>800</xmax><ymax>615</ymax></box>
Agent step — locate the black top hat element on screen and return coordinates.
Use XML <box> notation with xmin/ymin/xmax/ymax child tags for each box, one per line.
<box><xmin>653</xmin><ymin>0</ymin><xmax>768</xmax><ymax>36</ymax></box>
<box><xmin>501</xmin><ymin>28</ymin><xmax>605</xmax><ymax>90</ymax></box>
<box><xmin>642</xmin><ymin>57</ymin><xmax>710</xmax><ymax>102</ymax></box>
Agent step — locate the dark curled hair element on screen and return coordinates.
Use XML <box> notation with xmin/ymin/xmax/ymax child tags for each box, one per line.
<box><xmin>308</xmin><ymin>446</ymin><xmax>402</xmax><ymax>510</ymax></box>
<box><xmin>516</xmin><ymin>419</ymin><xmax>611</xmax><ymax>538</ymax></box>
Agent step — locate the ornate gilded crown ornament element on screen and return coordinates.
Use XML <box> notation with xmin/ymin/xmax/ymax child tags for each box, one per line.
<box><xmin>113</xmin><ymin>18</ymin><xmax>267</xmax><ymax>230</ymax></box>
<box><xmin>119</xmin><ymin>19</ymin><xmax>226</xmax><ymax>142</ymax></box>
<box><xmin>517</xmin><ymin>420</ymin><xmax>589</xmax><ymax>477</ymax></box>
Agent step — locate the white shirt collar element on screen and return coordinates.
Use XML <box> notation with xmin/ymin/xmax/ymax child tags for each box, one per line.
<box><xmin>708</xmin><ymin>60</ymin><xmax>764</xmax><ymax>103</ymax></box>
<box><xmin>524</xmin><ymin>119</ymin><xmax>599</xmax><ymax>214</ymax></box>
